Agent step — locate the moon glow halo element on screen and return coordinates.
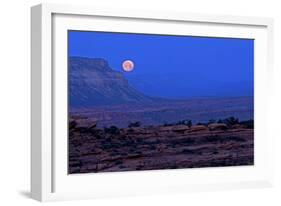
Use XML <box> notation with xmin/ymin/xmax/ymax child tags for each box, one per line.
<box><xmin>122</xmin><ymin>60</ymin><xmax>134</xmax><ymax>72</ymax></box>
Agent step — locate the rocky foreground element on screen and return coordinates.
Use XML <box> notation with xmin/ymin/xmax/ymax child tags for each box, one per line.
<box><xmin>69</xmin><ymin>123</ymin><xmax>254</xmax><ymax>174</ymax></box>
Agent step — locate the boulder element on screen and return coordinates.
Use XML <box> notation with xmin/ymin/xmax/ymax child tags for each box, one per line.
<box><xmin>140</xmin><ymin>129</ymin><xmax>153</xmax><ymax>134</ymax></box>
<box><xmin>190</xmin><ymin>125</ymin><xmax>208</xmax><ymax>132</ymax></box>
<box><xmin>127</xmin><ymin>127</ymin><xmax>151</xmax><ymax>135</ymax></box>
<box><xmin>208</xmin><ymin>123</ymin><xmax>228</xmax><ymax>131</ymax></box>
<box><xmin>172</xmin><ymin>125</ymin><xmax>190</xmax><ymax>132</ymax></box>
<box><xmin>158</xmin><ymin>126</ymin><xmax>173</xmax><ymax>132</ymax></box>
<box><xmin>231</xmin><ymin>124</ymin><xmax>247</xmax><ymax>129</ymax></box>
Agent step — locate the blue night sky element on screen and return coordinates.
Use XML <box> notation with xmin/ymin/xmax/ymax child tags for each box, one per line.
<box><xmin>68</xmin><ymin>31</ymin><xmax>254</xmax><ymax>99</ymax></box>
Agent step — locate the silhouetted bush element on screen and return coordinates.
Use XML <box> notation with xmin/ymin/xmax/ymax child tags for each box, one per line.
<box><xmin>208</xmin><ymin>119</ymin><xmax>216</xmax><ymax>125</ymax></box>
<box><xmin>128</xmin><ymin>121</ymin><xmax>141</xmax><ymax>128</ymax></box>
<box><xmin>163</xmin><ymin>123</ymin><xmax>172</xmax><ymax>126</ymax></box>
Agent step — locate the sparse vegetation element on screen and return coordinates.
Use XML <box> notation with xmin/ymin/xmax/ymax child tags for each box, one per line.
<box><xmin>191</xmin><ymin>117</ymin><xmax>241</xmax><ymax>127</ymax></box>
<box><xmin>69</xmin><ymin>116</ymin><xmax>254</xmax><ymax>174</ymax></box>
<box><xmin>71</xmin><ymin>116</ymin><xmax>250</xmax><ymax>137</ymax></box>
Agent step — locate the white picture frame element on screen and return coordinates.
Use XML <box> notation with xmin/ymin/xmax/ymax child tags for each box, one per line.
<box><xmin>31</xmin><ymin>3</ymin><xmax>274</xmax><ymax>202</ymax></box>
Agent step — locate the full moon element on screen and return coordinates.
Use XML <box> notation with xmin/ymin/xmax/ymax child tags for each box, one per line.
<box><xmin>122</xmin><ymin>60</ymin><xmax>134</xmax><ymax>72</ymax></box>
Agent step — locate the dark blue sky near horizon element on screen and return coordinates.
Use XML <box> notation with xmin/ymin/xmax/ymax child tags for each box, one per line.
<box><xmin>68</xmin><ymin>31</ymin><xmax>254</xmax><ymax>99</ymax></box>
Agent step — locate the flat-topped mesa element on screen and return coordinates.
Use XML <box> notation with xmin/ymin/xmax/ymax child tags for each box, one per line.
<box><xmin>69</xmin><ymin>57</ymin><xmax>155</xmax><ymax>107</ymax></box>
<box><xmin>69</xmin><ymin>57</ymin><xmax>111</xmax><ymax>71</ymax></box>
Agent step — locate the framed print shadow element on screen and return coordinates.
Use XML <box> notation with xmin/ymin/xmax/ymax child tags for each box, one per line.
<box><xmin>31</xmin><ymin>3</ymin><xmax>274</xmax><ymax>202</ymax></box>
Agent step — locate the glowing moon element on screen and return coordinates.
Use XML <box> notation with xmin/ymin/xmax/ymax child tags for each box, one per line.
<box><xmin>122</xmin><ymin>60</ymin><xmax>134</xmax><ymax>72</ymax></box>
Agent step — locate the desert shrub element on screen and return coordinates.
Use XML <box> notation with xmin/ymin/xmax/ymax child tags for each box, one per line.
<box><xmin>128</xmin><ymin>121</ymin><xmax>141</xmax><ymax>128</ymax></box>
<box><xmin>163</xmin><ymin>122</ymin><xmax>172</xmax><ymax>126</ymax></box>
<box><xmin>103</xmin><ymin>127</ymin><xmax>109</xmax><ymax>133</ymax></box>
<box><xmin>115</xmin><ymin>160</ymin><xmax>123</xmax><ymax>165</ymax></box>
<box><xmin>176</xmin><ymin>119</ymin><xmax>192</xmax><ymax>127</ymax></box>
<box><xmin>185</xmin><ymin>120</ymin><xmax>192</xmax><ymax>127</ymax></box>
<box><xmin>90</xmin><ymin>129</ymin><xmax>103</xmax><ymax>138</ymax></box>
<box><xmin>176</xmin><ymin>120</ymin><xmax>184</xmax><ymax>125</ymax></box>
<box><xmin>182</xmin><ymin>138</ymin><xmax>195</xmax><ymax>144</ymax></box>
<box><xmin>205</xmin><ymin>135</ymin><xmax>222</xmax><ymax>143</ymax></box>
<box><xmin>208</xmin><ymin>119</ymin><xmax>216</xmax><ymax>125</ymax></box>
<box><xmin>223</xmin><ymin>116</ymin><xmax>239</xmax><ymax>126</ymax></box>
<box><xmin>104</xmin><ymin>125</ymin><xmax>120</xmax><ymax>135</ymax></box>
<box><xmin>217</xmin><ymin>119</ymin><xmax>223</xmax><ymax>123</ymax></box>
<box><xmin>196</xmin><ymin>122</ymin><xmax>207</xmax><ymax>126</ymax></box>
<box><xmin>69</xmin><ymin>120</ymin><xmax>77</xmax><ymax>130</ymax></box>
<box><xmin>127</xmin><ymin>128</ymin><xmax>134</xmax><ymax>133</ymax></box>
